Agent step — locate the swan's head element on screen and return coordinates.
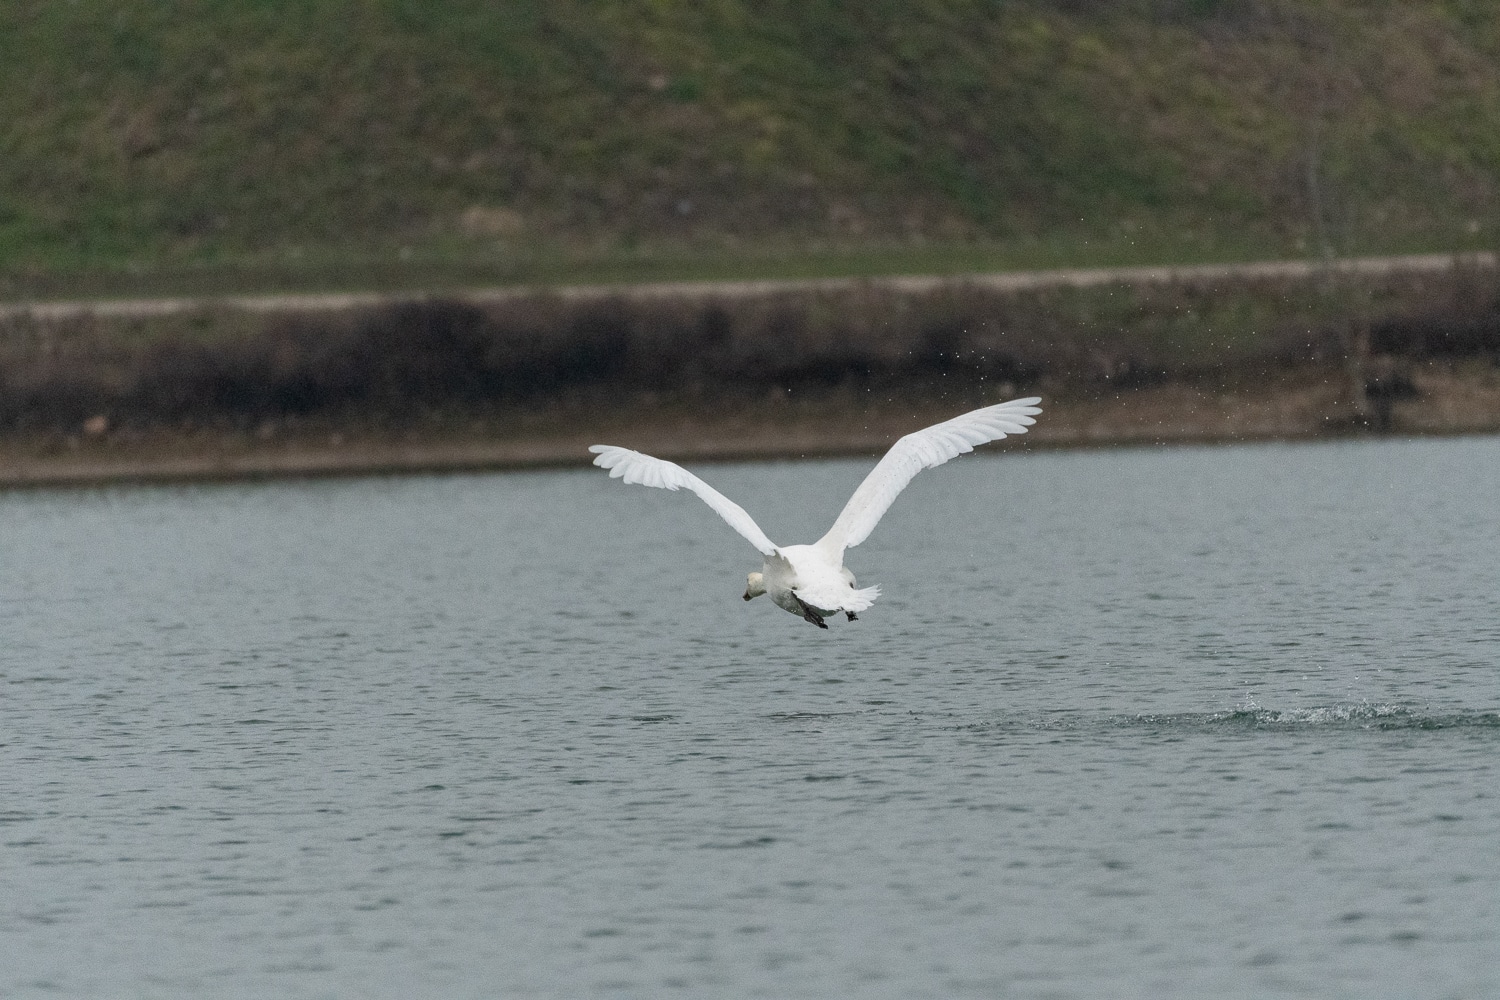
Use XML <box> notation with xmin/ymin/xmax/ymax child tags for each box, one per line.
<box><xmin>743</xmin><ymin>571</ymin><xmax>766</xmax><ymax>601</ymax></box>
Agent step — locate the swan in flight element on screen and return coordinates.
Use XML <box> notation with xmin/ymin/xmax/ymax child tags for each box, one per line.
<box><xmin>590</xmin><ymin>397</ymin><xmax>1041</xmax><ymax>628</ymax></box>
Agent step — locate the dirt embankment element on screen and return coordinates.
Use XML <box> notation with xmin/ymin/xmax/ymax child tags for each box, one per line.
<box><xmin>2</xmin><ymin>255</ymin><xmax>1498</xmax><ymax>487</ymax></box>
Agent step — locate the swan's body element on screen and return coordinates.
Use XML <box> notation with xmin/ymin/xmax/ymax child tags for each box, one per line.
<box><xmin>590</xmin><ymin>397</ymin><xmax>1041</xmax><ymax>627</ymax></box>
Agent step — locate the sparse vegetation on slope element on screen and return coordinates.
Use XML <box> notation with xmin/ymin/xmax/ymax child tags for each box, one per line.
<box><xmin>2</xmin><ymin>1</ymin><xmax>1498</xmax><ymax>295</ymax></box>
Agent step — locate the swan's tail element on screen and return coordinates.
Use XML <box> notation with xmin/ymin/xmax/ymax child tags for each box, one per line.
<box><xmin>844</xmin><ymin>584</ymin><xmax>881</xmax><ymax>613</ymax></box>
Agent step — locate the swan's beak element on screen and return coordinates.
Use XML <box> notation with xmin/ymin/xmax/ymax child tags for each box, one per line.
<box><xmin>742</xmin><ymin>590</ymin><xmax>754</xmax><ymax>601</ymax></box>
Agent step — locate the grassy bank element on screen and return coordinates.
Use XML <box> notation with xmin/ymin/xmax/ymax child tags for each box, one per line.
<box><xmin>3</xmin><ymin>1</ymin><xmax>1498</xmax><ymax>296</ymax></box>
<box><xmin>3</xmin><ymin>257</ymin><xmax>1497</xmax><ymax>485</ymax></box>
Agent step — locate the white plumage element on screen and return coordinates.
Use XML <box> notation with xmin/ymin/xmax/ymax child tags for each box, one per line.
<box><xmin>590</xmin><ymin>396</ymin><xmax>1041</xmax><ymax>628</ymax></box>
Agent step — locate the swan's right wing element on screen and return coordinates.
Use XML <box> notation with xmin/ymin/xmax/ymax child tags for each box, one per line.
<box><xmin>589</xmin><ymin>445</ymin><xmax>778</xmax><ymax>556</ymax></box>
<box><xmin>817</xmin><ymin>397</ymin><xmax>1041</xmax><ymax>554</ymax></box>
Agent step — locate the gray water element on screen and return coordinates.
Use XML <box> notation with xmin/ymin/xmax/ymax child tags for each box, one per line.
<box><xmin>3</xmin><ymin>435</ymin><xmax>1498</xmax><ymax>999</ymax></box>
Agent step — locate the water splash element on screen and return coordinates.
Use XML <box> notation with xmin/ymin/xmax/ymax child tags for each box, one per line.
<box><xmin>960</xmin><ymin>704</ymin><xmax>1500</xmax><ymax>735</ymax></box>
<box><xmin>1121</xmin><ymin>704</ymin><xmax>1500</xmax><ymax>731</ymax></box>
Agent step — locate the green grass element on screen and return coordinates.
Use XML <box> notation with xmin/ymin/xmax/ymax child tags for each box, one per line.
<box><xmin>2</xmin><ymin>0</ymin><xmax>1498</xmax><ymax>297</ymax></box>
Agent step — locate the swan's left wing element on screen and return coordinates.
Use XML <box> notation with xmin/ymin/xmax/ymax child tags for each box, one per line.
<box><xmin>816</xmin><ymin>397</ymin><xmax>1041</xmax><ymax>554</ymax></box>
<box><xmin>589</xmin><ymin>445</ymin><xmax>778</xmax><ymax>556</ymax></box>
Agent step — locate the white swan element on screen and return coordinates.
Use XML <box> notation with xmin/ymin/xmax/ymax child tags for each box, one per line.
<box><xmin>590</xmin><ymin>397</ymin><xmax>1041</xmax><ymax>627</ymax></box>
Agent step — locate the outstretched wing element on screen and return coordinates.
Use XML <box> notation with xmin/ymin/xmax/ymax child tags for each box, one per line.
<box><xmin>816</xmin><ymin>397</ymin><xmax>1041</xmax><ymax>554</ymax></box>
<box><xmin>589</xmin><ymin>445</ymin><xmax>778</xmax><ymax>556</ymax></box>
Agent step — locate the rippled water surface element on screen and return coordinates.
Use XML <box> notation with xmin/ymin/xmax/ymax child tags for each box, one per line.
<box><xmin>4</xmin><ymin>435</ymin><xmax>1499</xmax><ymax>998</ymax></box>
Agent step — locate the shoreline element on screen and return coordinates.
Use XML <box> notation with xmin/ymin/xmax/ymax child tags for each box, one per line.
<box><xmin>4</xmin><ymin>426</ymin><xmax>1496</xmax><ymax>492</ymax></box>
<box><xmin>5</xmin><ymin>251</ymin><xmax>1497</xmax><ymax>489</ymax></box>
<box><xmin>6</xmin><ymin>366</ymin><xmax>1497</xmax><ymax>489</ymax></box>
<box><xmin>6</xmin><ymin>424</ymin><xmax>1493</xmax><ymax>492</ymax></box>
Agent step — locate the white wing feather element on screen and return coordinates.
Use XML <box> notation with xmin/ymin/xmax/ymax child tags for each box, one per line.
<box><xmin>589</xmin><ymin>445</ymin><xmax>778</xmax><ymax>556</ymax></box>
<box><xmin>817</xmin><ymin>397</ymin><xmax>1041</xmax><ymax>554</ymax></box>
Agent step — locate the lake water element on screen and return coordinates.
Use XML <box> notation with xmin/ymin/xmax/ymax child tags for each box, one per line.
<box><xmin>2</xmin><ymin>434</ymin><xmax>1498</xmax><ymax>999</ymax></box>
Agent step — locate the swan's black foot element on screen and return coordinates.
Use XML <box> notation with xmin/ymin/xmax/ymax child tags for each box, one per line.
<box><xmin>846</xmin><ymin>611</ymin><xmax>858</xmax><ymax>622</ymax></box>
<box><xmin>792</xmin><ymin>593</ymin><xmax>828</xmax><ymax>629</ymax></box>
